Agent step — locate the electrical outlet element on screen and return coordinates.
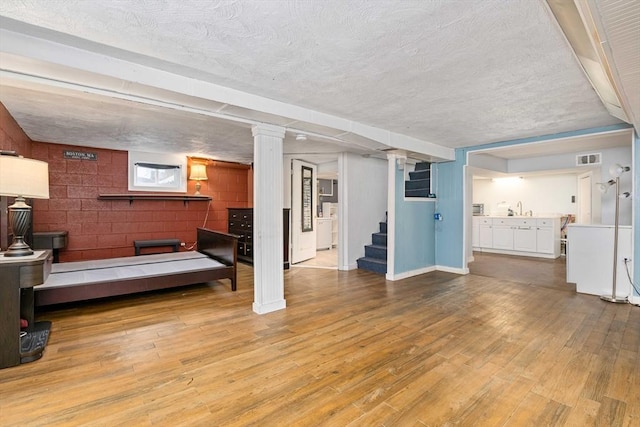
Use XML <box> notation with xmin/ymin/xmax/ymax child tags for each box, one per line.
<box><xmin>180</xmin><ymin>242</ymin><xmax>186</xmax><ymax>247</ymax></box>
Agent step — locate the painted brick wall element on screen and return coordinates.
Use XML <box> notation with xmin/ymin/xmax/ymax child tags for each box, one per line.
<box><xmin>27</xmin><ymin>142</ymin><xmax>249</xmax><ymax>261</ymax></box>
<box><xmin>1</xmin><ymin>103</ymin><xmax>33</xmax><ymax>250</ymax></box>
<box><xmin>0</xmin><ymin>103</ymin><xmax>31</xmax><ymax>156</ymax></box>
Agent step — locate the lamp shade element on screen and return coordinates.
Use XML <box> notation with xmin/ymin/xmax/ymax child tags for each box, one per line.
<box><xmin>189</xmin><ymin>164</ymin><xmax>208</xmax><ymax>181</ymax></box>
<box><xmin>0</xmin><ymin>156</ymin><xmax>49</xmax><ymax>199</ymax></box>
<box><xmin>609</xmin><ymin>163</ymin><xmax>630</xmax><ymax>178</ymax></box>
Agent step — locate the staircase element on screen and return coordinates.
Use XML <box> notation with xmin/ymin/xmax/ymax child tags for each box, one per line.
<box><xmin>356</xmin><ymin>219</ymin><xmax>388</xmax><ymax>274</ymax></box>
<box><xmin>405</xmin><ymin>162</ymin><xmax>431</xmax><ymax>198</ymax></box>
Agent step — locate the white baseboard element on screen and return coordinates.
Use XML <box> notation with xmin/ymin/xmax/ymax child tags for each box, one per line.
<box><xmin>386</xmin><ymin>264</ymin><xmax>471</xmax><ymax>281</ymax></box>
<box><xmin>436</xmin><ymin>265</ymin><xmax>470</xmax><ymax>275</ymax></box>
<box><xmin>253</xmin><ymin>299</ymin><xmax>286</xmax><ymax>314</ymax></box>
<box><xmin>386</xmin><ymin>265</ymin><xmax>436</xmax><ymax>281</ymax></box>
<box><xmin>339</xmin><ymin>262</ymin><xmax>358</xmax><ymax>271</ymax></box>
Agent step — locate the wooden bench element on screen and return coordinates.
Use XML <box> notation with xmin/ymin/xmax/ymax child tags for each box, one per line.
<box><xmin>133</xmin><ymin>238</ymin><xmax>181</xmax><ymax>255</ymax></box>
<box><xmin>35</xmin><ymin>228</ymin><xmax>238</xmax><ymax>306</ymax></box>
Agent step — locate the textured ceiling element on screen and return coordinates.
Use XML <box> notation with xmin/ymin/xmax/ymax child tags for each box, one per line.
<box><xmin>0</xmin><ymin>0</ymin><xmax>634</xmax><ymax>164</ymax></box>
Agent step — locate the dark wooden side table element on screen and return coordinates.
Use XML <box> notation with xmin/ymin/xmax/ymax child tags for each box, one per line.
<box><xmin>0</xmin><ymin>250</ymin><xmax>52</xmax><ymax>368</ymax></box>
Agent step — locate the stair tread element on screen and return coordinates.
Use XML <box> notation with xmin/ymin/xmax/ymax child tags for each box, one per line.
<box><xmin>357</xmin><ymin>256</ymin><xmax>387</xmax><ymax>264</ymax></box>
<box><xmin>365</xmin><ymin>244</ymin><xmax>387</xmax><ymax>249</ymax></box>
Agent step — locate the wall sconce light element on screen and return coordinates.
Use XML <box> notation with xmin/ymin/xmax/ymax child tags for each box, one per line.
<box><xmin>0</xmin><ymin>154</ymin><xmax>50</xmax><ymax>257</ymax></box>
<box><xmin>599</xmin><ymin>163</ymin><xmax>631</xmax><ymax>304</ymax></box>
<box><xmin>189</xmin><ymin>163</ymin><xmax>208</xmax><ymax>195</ymax></box>
<box><xmin>295</xmin><ymin>133</ymin><xmax>307</xmax><ymax>141</ymax></box>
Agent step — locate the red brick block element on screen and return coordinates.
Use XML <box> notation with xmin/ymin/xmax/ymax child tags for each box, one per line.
<box><xmin>67</xmin><ymin>185</ymin><xmax>98</xmax><ymax>199</ymax></box>
<box><xmin>67</xmin><ymin>234</ymin><xmax>97</xmax><ymax>250</ymax></box>
<box><xmin>98</xmin><ymin>210</ymin><xmax>125</xmax><ymax>223</ymax></box>
<box><xmin>49</xmin><ymin>199</ymin><xmax>81</xmax><ymax>211</ymax></box>
<box><xmin>67</xmin><ymin>210</ymin><xmax>98</xmax><ymax>224</ymax></box>
<box><xmin>81</xmin><ymin>199</ymin><xmax>107</xmax><ymax>211</ymax></box>
<box><xmin>82</xmin><ymin>174</ymin><xmax>99</xmax><ymax>186</ymax></box>
<box><xmin>97</xmin><ymin>233</ymin><xmax>126</xmax><ymax>248</ymax></box>
<box><xmin>77</xmin><ymin>161</ymin><xmax>98</xmax><ymax>175</ymax></box>
<box><xmin>82</xmin><ymin>222</ymin><xmax>111</xmax><ymax>235</ymax></box>
<box><xmin>50</xmin><ymin>172</ymin><xmax>82</xmax><ymax>186</ymax></box>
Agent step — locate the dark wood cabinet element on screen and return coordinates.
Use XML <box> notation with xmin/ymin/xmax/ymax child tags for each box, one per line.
<box><xmin>228</xmin><ymin>208</ymin><xmax>289</xmax><ymax>269</ymax></box>
<box><xmin>0</xmin><ymin>250</ymin><xmax>52</xmax><ymax>369</ymax></box>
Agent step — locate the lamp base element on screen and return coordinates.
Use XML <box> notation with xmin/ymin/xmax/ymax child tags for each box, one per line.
<box><xmin>600</xmin><ymin>295</ymin><xmax>628</xmax><ymax>304</ymax></box>
<box><xmin>4</xmin><ymin>197</ymin><xmax>34</xmax><ymax>257</ymax></box>
<box><xmin>4</xmin><ymin>241</ymin><xmax>34</xmax><ymax>257</ymax></box>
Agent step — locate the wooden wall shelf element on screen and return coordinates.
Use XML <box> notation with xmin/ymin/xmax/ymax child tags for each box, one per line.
<box><xmin>98</xmin><ymin>194</ymin><xmax>211</xmax><ymax>205</ymax></box>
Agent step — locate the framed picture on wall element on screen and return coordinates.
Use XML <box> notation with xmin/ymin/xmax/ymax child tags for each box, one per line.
<box><xmin>302</xmin><ymin>166</ymin><xmax>313</xmax><ymax>232</ymax></box>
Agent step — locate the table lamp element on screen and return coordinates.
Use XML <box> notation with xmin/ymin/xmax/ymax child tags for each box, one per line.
<box><xmin>189</xmin><ymin>163</ymin><xmax>208</xmax><ymax>195</ymax></box>
<box><xmin>0</xmin><ymin>154</ymin><xmax>50</xmax><ymax>257</ymax></box>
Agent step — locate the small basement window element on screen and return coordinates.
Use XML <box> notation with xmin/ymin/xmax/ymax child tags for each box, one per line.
<box><xmin>128</xmin><ymin>151</ymin><xmax>187</xmax><ymax>192</ymax></box>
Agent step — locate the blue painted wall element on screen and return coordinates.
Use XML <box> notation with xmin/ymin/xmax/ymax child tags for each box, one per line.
<box><xmin>393</xmin><ymin>164</ymin><xmax>436</xmax><ymax>274</ymax></box>
<box><xmin>434</xmin><ymin>150</ymin><xmax>465</xmax><ymax>268</ymax></box>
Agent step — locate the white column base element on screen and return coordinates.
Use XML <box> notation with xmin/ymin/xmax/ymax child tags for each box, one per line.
<box><xmin>253</xmin><ymin>299</ymin><xmax>287</xmax><ymax>315</ymax></box>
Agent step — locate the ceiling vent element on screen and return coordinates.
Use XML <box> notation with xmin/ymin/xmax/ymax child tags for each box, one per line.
<box><xmin>576</xmin><ymin>153</ymin><xmax>601</xmax><ymax>166</ymax></box>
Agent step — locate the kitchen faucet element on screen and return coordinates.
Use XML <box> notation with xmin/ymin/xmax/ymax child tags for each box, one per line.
<box><xmin>516</xmin><ymin>201</ymin><xmax>523</xmax><ymax>216</ymax></box>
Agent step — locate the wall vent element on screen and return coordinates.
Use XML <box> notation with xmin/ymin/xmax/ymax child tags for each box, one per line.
<box><xmin>576</xmin><ymin>153</ymin><xmax>601</xmax><ymax>166</ymax></box>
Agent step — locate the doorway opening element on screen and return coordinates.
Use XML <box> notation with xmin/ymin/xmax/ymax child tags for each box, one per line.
<box><xmin>289</xmin><ymin>157</ymin><xmax>339</xmax><ymax>270</ymax></box>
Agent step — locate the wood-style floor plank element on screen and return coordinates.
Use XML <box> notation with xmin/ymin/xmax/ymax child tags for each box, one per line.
<box><xmin>1</xmin><ymin>254</ymin><xmax>639</xmax><ymax>426</ymax></box>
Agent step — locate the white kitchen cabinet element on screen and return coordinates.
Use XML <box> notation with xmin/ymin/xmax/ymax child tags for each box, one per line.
<box><xmin>536</xmin><ymin>227</ymin><xmax>554</xmax><ymax>254</ymax></box>
<box><xmin>492</xmin><ymin>218</ymin><xmax>515</xmax><ymax>250</ymax></box>
<box><xmin>472</xmin><ymin>217</ymin><xmax>480</xmax><ymax>247</ymax></box>
<box><xmin>567</xmin><ymin>224</ymin><xmax>632</xmax><ymax>297</ymax></box>
<box><xmin>514</xmin><ymin>227</ymin><xmax>536</xmax><ymax>252</ymax></box>
<box><xmin>472</xmin><ymin>216</ymin><xmax>561</xmax><ymax>259</ymax></box>
<box><xmin>476</xmin><ymin>217</ymin><xmax>493</xmax><ymax>248</ymax></box>
<box><xmin>316</xmin><ymin>218</ymin><xmax>332</xmax><ymax>250</ymax></box>
<box><xmin>535</xmin><ymin>218</ymin><xmax>561</xmax><ymax>256</ymax></box>
<box><xmin>513</xmin><ymin>218</ymin><xmax>537</xmax><ymax>252</ymax></box>
<box><xmin>492</xmin><ymin>225</ymin><xmax>514</xmax><ymax>249</ymax></box>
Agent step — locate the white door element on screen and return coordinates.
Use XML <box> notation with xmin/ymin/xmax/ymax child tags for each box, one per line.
<box><xmin>291</xmin><ymin>159</ymin><xmax>317</xmax><ymax>264</ymax></box>
<box><xmin>577</xmin><ymin>173</ymin><xmax>592</xmax><ymax>224</ymax></box>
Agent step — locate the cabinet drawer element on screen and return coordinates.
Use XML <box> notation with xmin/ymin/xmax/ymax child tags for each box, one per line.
<box><xmin>492</xmin><ymin>218</ymin><xmax>518</xmax><ymax>226</ymax></box>
<box><xmin>229</xmin><ymin>220</ymin><xmax>251</xmax><ymax>230</ymax></box>
<box><xmin>536</xmin><ymin>218</ymin><xmax>554</xmax><ymax>227</ymax></box>
<box><xmin>478</xmin><ymin>217</ymin><xmax>492</xmax><ymax>225</ymax></box>
<box><xmin>244</xmin><ymin>244</ymin><xmax>253</xmax><ymax>257</ymax></box>
<box><xmin>514</xmin><ymin>218</ymin><xmax>535</xmax><ymax>227</ymax></box>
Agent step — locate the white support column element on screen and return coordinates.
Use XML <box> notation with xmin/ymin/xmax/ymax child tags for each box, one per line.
<box><xmin>252</xmin><ymin>124</ymin><xmax>286</xmax><ymax>314</ymax></box>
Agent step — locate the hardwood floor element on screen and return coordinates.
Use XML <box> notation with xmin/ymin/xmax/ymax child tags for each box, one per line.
<box><xmin>1</xmin><ymin>256</ymin><xmax>638</xmax><ymax>426</ymax></box>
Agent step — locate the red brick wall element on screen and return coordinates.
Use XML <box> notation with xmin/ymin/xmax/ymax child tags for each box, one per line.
<box><xmin>28</xmin><ymin>142</ymin><xmax>250</xmax><ymax>261</ymax></box>
<box><xmin>1</xmin><ymin>103</ymin><xmax>33</xmax><ymax>250</ymax></box>
<box><xmin>0</xmin><ymin>103</ymin><xmax>31</xmax><ymax>156</ymax></box>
